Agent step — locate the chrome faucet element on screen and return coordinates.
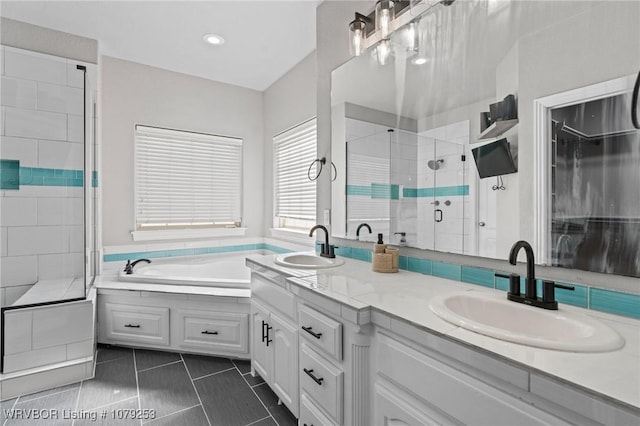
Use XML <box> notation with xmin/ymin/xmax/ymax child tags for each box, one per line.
<box><xmin>124</xmin><ymin>258</ymin><xmax>151</xmax><ymax>274</ymax></box>
<box><xmin>356</xmin><ymin>223</ymin><xmax>372</xmax><ymax>240</ymax></box>
<box><xmin>502</xmin><ymin>240</ymin><xmax>574</xmax><ymax>310</ymax></box>
<box><xmin>309</xmin><ymin>225</ymin><xmax>336</xmax><ymax>258</ymax></box>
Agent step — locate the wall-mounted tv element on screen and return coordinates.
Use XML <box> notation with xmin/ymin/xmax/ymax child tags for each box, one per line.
<box><xmin>472</xmin><ymin>138</ymin><xmax>517</xmax><ymax>178</ymax></box>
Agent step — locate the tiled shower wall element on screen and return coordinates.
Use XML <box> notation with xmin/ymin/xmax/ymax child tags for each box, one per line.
<box><xmin>418</xmin><ymin>121</ymin><xmax>471</xmax><ymax>254</ymax></box>
<box><xmin>0</xmin><ymin>46</ymin><xmax>86</xmax><ymax>305</ymax></box>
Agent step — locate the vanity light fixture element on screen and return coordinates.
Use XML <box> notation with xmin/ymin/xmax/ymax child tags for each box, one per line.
<box><xmin>203</xmin><ymin>33</ymin><xmax>225</xmax><ymax>46</ymax></box>
<box><xmin>348</xmin><ymin>0</ymin><xmax>457</xmax><ymax>62</ymax></box>
<box><xmin>375</xmin><ymin>0</ymin><xmax>395</xmax><ymax>39</ymax></box>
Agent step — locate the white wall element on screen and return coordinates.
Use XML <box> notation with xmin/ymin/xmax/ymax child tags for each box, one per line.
<box><xmin>262</xmin><ymin>51</ymin><xmax>317</xmax><ymax>234</ymax></box>
<box><xmin>101</xmin><ymin>56</ymin><xmax>265</xmax><ymax>246</ymax></box>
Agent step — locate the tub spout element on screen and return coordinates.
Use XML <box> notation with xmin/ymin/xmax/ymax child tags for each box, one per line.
<box><xmin>124</xmin><ymin>258</ymin><xmax>151</xmax><ymax>274</ymax></box>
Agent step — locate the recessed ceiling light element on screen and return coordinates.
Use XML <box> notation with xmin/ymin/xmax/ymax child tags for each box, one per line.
<box><xmin>412</xmin><ymin>57</ymin><xmax>428</xmax><ymax>65</ymax></box>
<box><xmin>203</xmin><ymin>33</ymin><xmax>225</xmax><ymax>46</ymax></box>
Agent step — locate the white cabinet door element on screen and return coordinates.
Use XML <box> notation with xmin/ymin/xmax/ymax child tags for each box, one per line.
<box><xmin>270</xmin><ymin>312</ymin><xmax>299</xmax><ymax>417</ymax></box>
<box><xmin>374</xmin><ymin>382</ymin><xmax>451</xmax><ymax>426</ymax></box>
<box><xmin>251</xmin><ymin>301</ymin><xmax>272</xmax><ymax>383</ymax></box>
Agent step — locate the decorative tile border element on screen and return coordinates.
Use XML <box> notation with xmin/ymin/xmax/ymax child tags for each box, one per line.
<box><xmin>347</xmin><ymin>184</ymin><xmax>469</xmax><ymax>199</ymax></box>
<box><xmin>102</xmin><ymin>243</ymin><xmax>293</xmax><ymax>263</ymax></box>
<box><xmin>323</xmin><ymin>242</ymin><xmax>639</xmax><ymax>320</ymax></box>
<box><xmin>19</xmin><ymin>167</ymin><xmax>84</xmax><ymax>187</ymax></box>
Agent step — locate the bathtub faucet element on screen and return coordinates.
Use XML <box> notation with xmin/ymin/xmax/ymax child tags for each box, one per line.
<box><xmin>124</xmin><ymin>258</ymin><xmax>151</xmax><ymax>274</ymax></box>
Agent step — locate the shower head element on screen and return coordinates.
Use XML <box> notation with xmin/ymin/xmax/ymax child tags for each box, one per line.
<box><xmin>427</xmin><ymin>159</ymin><xmax>444</xmax><ymax>170</ymax></box>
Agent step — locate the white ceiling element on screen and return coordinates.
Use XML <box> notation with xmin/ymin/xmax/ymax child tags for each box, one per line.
<box><xmin>0</xmin><ymin>0</ymin><xmax>320</xmax><ymax>91</ymax></box>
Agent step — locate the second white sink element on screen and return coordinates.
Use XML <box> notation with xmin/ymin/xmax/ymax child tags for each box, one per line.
<box><xmin>429</xmin><ymin>292</ymin><xmax>624</xmax><ymax>352</ymax></box>
<box><xmin>274</xmin><ymin>252</ymin><xmax>345</xmax><ymax>269</ymax></box>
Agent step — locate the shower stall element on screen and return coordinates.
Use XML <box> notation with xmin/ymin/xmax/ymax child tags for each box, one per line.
<box><xmin>345</xmin><ymin>118</ymin><xmax>470</xmax><ymax>253</ymax></box>
<box><xmin>0</xmin><ymin>45</ymin><xmax>97</xmax><ymax>390</ymax></box>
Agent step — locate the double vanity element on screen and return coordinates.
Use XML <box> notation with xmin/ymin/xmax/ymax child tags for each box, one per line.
<box><xmin>248</xmin><ymin>252</ymin><xmax>640</xmax><ymax>425</ymax></box>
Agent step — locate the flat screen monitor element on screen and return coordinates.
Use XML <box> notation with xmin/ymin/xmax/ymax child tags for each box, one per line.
<box><xmin>472</xmin><ymin>138</ymin><xmax>517</xmax><ymax>178</ymax></box>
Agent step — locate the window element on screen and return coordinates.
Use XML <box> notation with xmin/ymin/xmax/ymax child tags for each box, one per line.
<box><xmin>135</xmin><ymin>125</ymin><xmax>242</xmax><ymax>231</ymax></box>
<box><xmin>273</xmin><ymin>118</ymin><xmax>317</xmax><ymax>231</ymax></box>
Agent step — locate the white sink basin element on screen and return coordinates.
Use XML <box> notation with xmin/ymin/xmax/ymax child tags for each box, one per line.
<box><xmin>430</xmin><ymin>292</ymin><xmax>624</xmax><ymax>352</ymax></box>
<box><xmin>274</xmin><ymin>252</ymin><xmax>345</xmax><ymax>269</ymax></box>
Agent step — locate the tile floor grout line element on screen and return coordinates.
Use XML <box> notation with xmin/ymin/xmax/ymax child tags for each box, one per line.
<box><xmin>132</xmin><ymin>348</ymin><xmax>143</xmax><ymax>426</ymax></box>
<box><xmin>191</xmin><ymin>366</ymin><xmax>237</xmax><ymax>382</ymax></box>
<box><xmin>136</xmin><ymin>359</ymin><xmax>183</xmax><ymax>373</ymax></box>
<box><xmin>141</xmin><ymin>403</ymin><xmax>202</xmax><ymax>425</ymax></box>
<box><xmin>12</xmin><ymin>386</ymin><xmax>80</xmax><ymax>405</ymax></box>
<box><xmin>245</xmin><ymin>415</ymin><xmax>272</xmax><ymax>426</ymax></box>
<box><xmin>78</xmin><ymin>396</ymin><xmax>139</xmax><ymax>413</ymax></box>
<box><xmin>71</xmin><ymin>379</ymin><xmax>84</xmax><ymax>426</ymax></box>
<box><xmin>2</xmin><ymin>398</ymin><xmax>18</xmax><ymax>426</ymax></box>
<box><xmin>181</xmin><ymin>353</ymin><xmax>213</xmax><ymax>426</ymax></box>
<box><xmin>246</xmin><ymin>381</ymin><xmax>280</xmax><ymax>426</ymax></box>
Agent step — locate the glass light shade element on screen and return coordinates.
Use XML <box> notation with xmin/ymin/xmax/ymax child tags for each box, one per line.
<box><xmin>375</xmin><ymin>0</ymin><xmax>395</xmax><ymax>39</ymax></box>
<box><xmin>405</xmin><ymin>21</ymin><xmax>419</xmax><ymax>52</ymax></box>
<box><xmin>376</xmin><ymin>39</ymin><xmax>391</xmax><ymax>65</ymax></box>
<box><xmin>349</xmin><ymin>19</ymin><xmax>367</xmax><ymax>57</ymax></box>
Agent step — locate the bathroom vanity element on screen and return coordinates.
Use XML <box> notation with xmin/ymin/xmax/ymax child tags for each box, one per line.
<box><xmin>247</xmin><ymin>254</ymin><xmax>640</xmax><ymax>425</ymax></box>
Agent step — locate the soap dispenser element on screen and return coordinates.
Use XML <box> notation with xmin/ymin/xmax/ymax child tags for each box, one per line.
<box><xmin>374</xmin><ymin>233</ymin><xmax>387</xmax><ymax>254</ymax></box>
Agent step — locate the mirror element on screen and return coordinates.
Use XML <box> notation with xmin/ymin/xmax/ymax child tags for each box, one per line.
<box><xmin>331</xmin><ymin>0</ymin><xmax>640</xmax><ymax>276</ymax></box>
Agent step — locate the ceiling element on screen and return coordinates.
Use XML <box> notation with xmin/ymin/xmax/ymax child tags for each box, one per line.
<box><xmin>0</xmin><ymin>1</ymin><xmax>320</xmax><ymax>91</ymax></box>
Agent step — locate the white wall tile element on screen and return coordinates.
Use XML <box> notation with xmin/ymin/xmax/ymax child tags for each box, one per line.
<box><xmin>0</xmin><ymin>226</ymin><xmax>7</xmax><ymax>256</ymax></box>
<box><xmin>0</xmin><ymin>136</ymin><xmax>38</xmax><ymax>166</ymax></box>
<box><xmin>3</xmin><ymin>309</ymin><xmax>32</xmax><ymax>355</ymax></box>
<box><xmin>38</xmin><ymin>140</ymin><xmax>83</xmax><ymax>169</ymax></box>
<box><xmin>37</xmin><ymin>82</ymin><xmax>83</xmax><ymax>115</ymax></box>
<box><xmin>1</xmin><ymin>76</ymin><xmax>37</xmax><ymax>109</ymax></box>
<box><xmin>8</xmin><ymin>226</ymin><xmax>69</xmax><ymax>255</ymax></box>
<box><xmin>67</xmin><ymin>114</ymin><xmax>84</xmax><ymax>143</ymax></box>
<box><xmin>3</xmin><ymin>284</ymin><xmax>31</xmax><ymax>305</ymax></box>
<box><xmin>1</xmin><ymin>360</ymin><xmax>90</xmax><ymax>399</ymax></box>
<box><xmin>2</xmin><ymin>185</ymin><xmax>69</xmax><ymax>198</ymax></box>
<box><xmin>32</xmin><ymin>302</ymin><xmax>93</xmax><ymax>349</ymax></box>
<box><xmin>67</xmin><ymin>63</ymin><xmax>85</xmax><ymax>88</ymax></box>
<box><xmin>4</xmin><ymin>50</ymin><xmax>67</xmax><ymax>85</ymax></box>
<box><xmin>38</xmin><ymin>253</ymin><xmax>84</xmax><ymax>280</ymax></box>
<box><xmin>37</xmin><ymin>197</ymin><xmax>83</xmax><ymax>226</ymax></box>
<box><xmin>3</xmin><ymin>345</ymin><xmax>67</xmax><ymax>373</ymax></box>
<box><xmin>69</xmin><ymin>225</ymin><xmax>84</xmax><ymax>252</ymax></box>
<box><xmin>0</xmin><ymin>255</ymin><xmax>38</xmax><ymax>286</ymax></box>
<box><xmin>66</xmin><ymin>339</ymin><xmax>93</xmax><ymax>360</ymax></box>
<box><xmin>4</xmin><ymin>107</ymin><xmax>67</xmax><ymax>140</ymax></box>
<box><xmin>0</xmin><ymin>197</ymin><xmax>38</xmax><ymax>226</ymax></box>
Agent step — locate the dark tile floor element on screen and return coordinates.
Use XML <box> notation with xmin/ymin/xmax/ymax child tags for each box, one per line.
<box><xmin>1</xmin><ymin>345</ymin><xmax>296</xmax><ymax>426</ymax></box>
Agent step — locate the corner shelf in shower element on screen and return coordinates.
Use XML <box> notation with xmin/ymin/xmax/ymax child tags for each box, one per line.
<box><xmin>477</xmin><ymin>119</ymin><xmax>519</xmax><ymax>140</ymax></box>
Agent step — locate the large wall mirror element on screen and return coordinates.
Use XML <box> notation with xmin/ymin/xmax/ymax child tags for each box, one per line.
<box><xmin>331</xmin><ymin>0</ymin><xmax>640</xmax><ymax>276</ymax></box>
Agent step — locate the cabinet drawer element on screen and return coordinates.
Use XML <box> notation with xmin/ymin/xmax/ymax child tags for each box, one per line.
<box><xmin>251</xmin><ymin>271</ymin><xmax>295</xmax><ymax>319</ymax></box>
<box><xmin>300</xmin><ymin>394</ymin><xmax>336</xmax><ymax>426</ymax></box>
<box><xmin>177</xmin><ymin>310</ymin><xmax>248</xmax><ymax>354</ymax></box>
<box><xmin>300</xmin><ymin>344</ymin><xmax>343</xmax><ymax>425</ymax></box>
<box><xmin>299</xmin><ymin>305</ymin><xmax>342</xmax><ymax>361</ymax></box>
<box><xmin>104</xmin><ymin>303</ymin><xmax>169</xmax><ymax>346</ymax></box>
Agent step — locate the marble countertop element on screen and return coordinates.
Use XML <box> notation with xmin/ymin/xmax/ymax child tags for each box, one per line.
<box><xmin>246</xmin><ymin>253</ymin><xmax>640</xmax><ymax>410</ymax></box>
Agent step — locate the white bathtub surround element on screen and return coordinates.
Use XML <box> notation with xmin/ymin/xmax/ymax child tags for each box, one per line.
<box><xmin>247</xmin><ymin>254</ymin><xmax>640</xmax><ymax>418</ymax></box>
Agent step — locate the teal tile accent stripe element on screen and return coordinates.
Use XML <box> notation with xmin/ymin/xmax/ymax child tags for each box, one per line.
<box><xmin>18</xmin><ymin>166</ymin><xmax>84</xmax><ymax>187</ymax></box>
<box><xmin>404</xmin><ymin>185</ymin><xmax>470</xmax><ymax>198</ymax></box>
<box><xmin>0</xmin><ymin>159</ymin><xmax>20</xmax><ymax>189</ymax></box>
<box><xmin>349</xmin><ymin>184</ymin><xmax>469</xmax><ymax>199</ymax></box>
<box><xmin>346</xmin><ymin>185</ymin><xmax>371</xmax><ymax>196</ymax></box>
<box><xmin>103</xmin><ymin>243</ymin><xmax>293</xmax><ymax>263</ymax></box>
<box><xmin>332</xmin><ymin>243</ymin><xmax>636</xmax><ymax>319</ymax></box>
<box><xmin>92</xmin><ymin>171</ymin><xmax>98</xmax><ymax>188</ymax></box>
<box><xmin>590</xmin><ymin>288</ymin><xmax>640</xmax><ymax>319</ymax></box>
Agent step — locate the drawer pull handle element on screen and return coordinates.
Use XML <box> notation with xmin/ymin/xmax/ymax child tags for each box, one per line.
<box><xmin>262</xmin><ymin>320</ymin><xmax>273</xmax><ymax>346</ymax></box>
<box><xmin>201</xmin><ymin>330</ymin><xmax>218</xmax><ymax>335</ymax></box>
<box><xmin>124</xmin><ymin>324</ymin><xmax>140</xmax><ymax>328</ymax></box>
<box><xmin>303</xmin><ymin>368</ymin><xmax>324</xmax><ymax>386</ymax></box>
<box><xmin>303</xmin><ymin>424</ymin><xmax>313</xmax><ymax>426</ymax></box>
<box><xmin>301</xmin><ymin>326</ymin><xmax>322</xmax><ymax>339</ymax></box>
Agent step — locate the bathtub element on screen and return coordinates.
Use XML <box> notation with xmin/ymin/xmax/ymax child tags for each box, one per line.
<box><xmin>118</xmin><ymin>255</ymin><xmax>251</xmax><ymax>288</ymax></box>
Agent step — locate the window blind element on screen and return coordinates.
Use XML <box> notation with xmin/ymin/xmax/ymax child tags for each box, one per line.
<box><xmin>274</xmin><ymin>118</ymin><xmax>317</xmax><ymax>226</ymax></box>
<box><xmin>135</xmin><ymin>125</ymin><xmax>242</xmax><ymax>229</ymax></box>
<box><xmin>346</xmin><ymin>151</ymin><xmax>390</xmax><ymax>221</ymax></box>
